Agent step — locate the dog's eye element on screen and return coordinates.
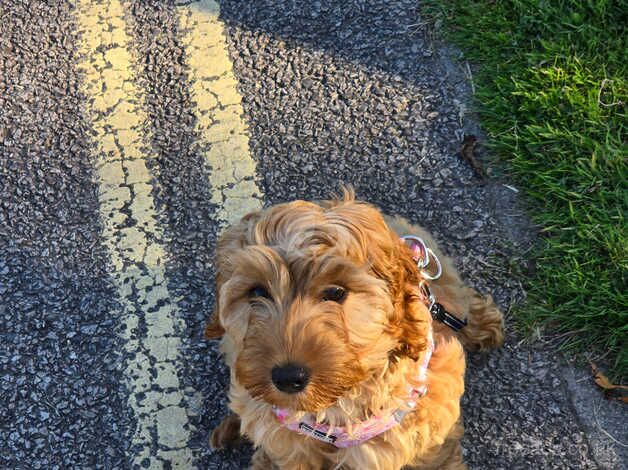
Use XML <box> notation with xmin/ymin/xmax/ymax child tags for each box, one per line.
<box><xmin>322</xmin><ymin>286</ymin><xmax>347</xmax><ymax>304</ymax></box>
<box><xmin>248</xmin><ymin>285</ymin><xmax>271</xmax><ymax>300</ymax></box>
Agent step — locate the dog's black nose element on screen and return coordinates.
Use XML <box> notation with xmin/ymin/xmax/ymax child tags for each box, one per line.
<box><xmin>271</xmin><ymin>363</ymin><xmax>310</xmax><ymax>393</ymax></box>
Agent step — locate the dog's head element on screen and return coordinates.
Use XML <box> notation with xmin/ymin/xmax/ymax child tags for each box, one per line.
<box><xmin>206</xmin><ymin>193</ymin><xmax>430</xmax><ymax>412</ymax></box>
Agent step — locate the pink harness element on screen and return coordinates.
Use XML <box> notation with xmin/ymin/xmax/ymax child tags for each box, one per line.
<box><xmin>272</xmin><ymin>236</ymin><xmax>439</xmax><ymax>448</ymax></box>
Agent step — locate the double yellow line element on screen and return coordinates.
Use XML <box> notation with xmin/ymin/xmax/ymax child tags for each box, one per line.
<box><xmin>75</xmin><ymin>1</ymin><xmax>261</xmax><ymax>468</ymax></box>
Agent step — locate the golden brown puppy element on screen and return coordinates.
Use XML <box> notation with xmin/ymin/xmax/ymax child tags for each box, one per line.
<box><xmin>206</xmin><ymin>191</ymin><xmax>504</xmax><ymax>470</ymax></box>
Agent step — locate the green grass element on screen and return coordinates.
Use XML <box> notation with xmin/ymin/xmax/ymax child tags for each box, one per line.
<box><xmin>422</xmin><ymin>0</ymin><xmax>627</xmax><ymax>377</ymax></box>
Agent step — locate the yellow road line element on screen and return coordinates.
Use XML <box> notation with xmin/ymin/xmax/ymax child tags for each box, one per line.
<box><xmin>76</xmin><ymin>1</ymin><xmax>192</xmax><ymax>468</ymax></box>
<box><xmin>178</xmin><ymin>0</ymin><xmax>263</xmax><ymax>228</ymax></box>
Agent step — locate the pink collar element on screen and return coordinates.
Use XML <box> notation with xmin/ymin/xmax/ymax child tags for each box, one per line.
<box><xmin>272</xmin><ymin>324</ymin><xmax>434</xmax><ymax>448</ymax></box>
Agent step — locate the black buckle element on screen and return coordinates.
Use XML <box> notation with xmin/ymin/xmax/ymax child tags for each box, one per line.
<box><xmin>430</xmin><ymin>302</ymin><xmax>467</xmax><ymax>331</ymax></box>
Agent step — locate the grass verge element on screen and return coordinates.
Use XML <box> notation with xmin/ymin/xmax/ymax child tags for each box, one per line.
<box><xmin>423</xmin><ymin>0</ymin><xmax>627</xmax><ymax>377</ymax></box>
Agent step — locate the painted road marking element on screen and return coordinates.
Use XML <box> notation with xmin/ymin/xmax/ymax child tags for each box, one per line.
<box><xmin>178</xmin><ymin>0</ymin><xmax>263</xmax><ymax>227</ymax></box>
<box><xmin>75</xmin><ymin>1</ymin><xmax>193</xmax><ymax>468</ymax></box>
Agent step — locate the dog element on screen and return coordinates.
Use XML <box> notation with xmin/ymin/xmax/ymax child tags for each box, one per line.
<box><xmin>205</xmin><ymin>190</ymin><xmax>504</xmax><ymax>469</ymax></box>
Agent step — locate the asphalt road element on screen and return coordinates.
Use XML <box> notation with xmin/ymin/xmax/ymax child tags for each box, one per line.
<box><xmin>0</xmin><ymin>1</ymin><xmax>624</xmax><ymax>469</ymax></box>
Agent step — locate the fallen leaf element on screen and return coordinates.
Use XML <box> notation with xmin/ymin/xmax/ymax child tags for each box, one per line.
<box><xmin>591</xmin><ymin>362</ymin><xmax>628</xmax><ymax>390</ymax></box>
<box><xmin>590</xmin><ymin>362</ymin><xmax>628</xmax><ymax>404</ymax></box>
<box><xmin>459</xmin><ymin>134</ymin><xmax>486</xmax><ymax>179</ymax></box>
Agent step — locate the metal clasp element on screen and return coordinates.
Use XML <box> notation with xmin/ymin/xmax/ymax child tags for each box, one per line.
<box><xmin>401</xmin><ymin>235</ymin><xmax>443</xmax><ymax>281</ymax></box>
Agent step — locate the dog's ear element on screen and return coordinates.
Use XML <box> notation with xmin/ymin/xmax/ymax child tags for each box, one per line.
<box><xmin>205</xmin><ymin>211</ymin><xmax>261</xmax><ymax>340</ymax></box>
<box><xmin>394</xmin><ymin>292</ymin><xmax>429</xmax><ymax>361</ymax></box>
<box><xmin>388</xmin><ymin>239</ymin><xmax>430</xmax><ymax>361</ymax></box>
<box><xmin>323</xmin><ymin>200</ymin><xmax>430</xmax><ymax>361</ymax></box>
<box><xmin>204</xmin><ymin>308</ymin><xmax>225</xmax><ymax>339</ymax></box>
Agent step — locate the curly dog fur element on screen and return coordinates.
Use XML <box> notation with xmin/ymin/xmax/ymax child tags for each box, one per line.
<box><xmin>205</xmin><ymin>191</ymin><xmax>504</xmax><ymax>469</ymax></box>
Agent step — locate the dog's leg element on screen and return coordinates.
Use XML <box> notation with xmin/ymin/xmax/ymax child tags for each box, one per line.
<box><xmin>436</xmin><ymin>443</ymin><xmax>468</xmax><ymax>470</ymax></box>
<box><xmin>456</xmin><ymin>287</ymin><xmax>504</xmax><ymax>352</ymax></box>
<box><xmin>249</xmin><ymin>448</ymin><xmax>279</xmax><ymax>470</ymax></box>
<box><xmin>209</xmin><ymin>413</ymin><xmax>244</xmax><ymax>449</ymax></box>
<box><xmin>439</xmin><ymin>423</ymin><xmax>469</xmax><ymax>470</ymax></box>
<box><xmin>408</xmin><ymin>421</ymin><xmax>468</xmax><ymax>470</ymax></box>
<box><xmin>249</xmin><ymin>449</ymin><xmax>327</xmax><ymax>470</ymax></box>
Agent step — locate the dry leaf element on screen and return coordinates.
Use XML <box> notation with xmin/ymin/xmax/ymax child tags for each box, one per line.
<box><xmin>590</xmin><ymin>362</ymin><xmax>628</xmax><ymax>404</ymax></box>
<box><xmin>591</xmin><ymin>362</ymin><xmax>628</xmax><ymax>390</ymax></box>
<box><xmin>459</xmin><ymin>134</ymin><xmax>486</xmax><ymax>179</ymax></box>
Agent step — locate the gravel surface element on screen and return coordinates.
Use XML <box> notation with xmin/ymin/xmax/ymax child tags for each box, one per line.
<box><xmin>1</xmin><ymin>1</ymin><xmax>623</xmax><ymax>469</ymax></box>
<box><xmin>125</xmin><ymin>2</ymin><xmax>250</xmax><ymax>467</ymax></box>
<box><xmin>0</xmin><ymin>2</ymin><xmax>133</xmax><ymax>468</ymax></box>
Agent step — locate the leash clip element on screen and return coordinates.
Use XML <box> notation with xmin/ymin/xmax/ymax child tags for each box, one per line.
<box><xmin>401</xmin><ymin>235</ymin><xmax>442</xmax><ymax>281</ymax></box>
<box><xmin>430</xmin><ymin>302</ymin><xmax>468</xmax><ymax>331</ymax></box>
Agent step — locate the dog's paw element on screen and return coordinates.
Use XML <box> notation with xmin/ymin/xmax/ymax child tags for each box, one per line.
<box><xmin>249</xmin><ymin>449</ymin><xmax>277</xmax><ymax>470</ymax></box>
<box><xmin>209</xmin><ymin>413</ymin><xmax>242</xmax><ymax>449</ymax></box>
